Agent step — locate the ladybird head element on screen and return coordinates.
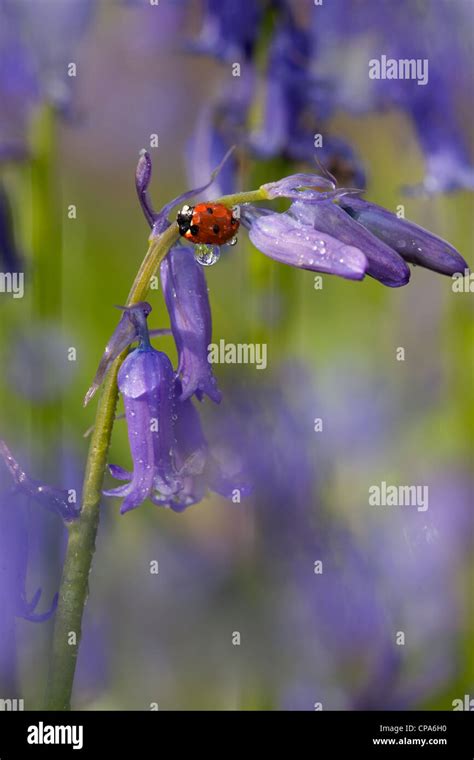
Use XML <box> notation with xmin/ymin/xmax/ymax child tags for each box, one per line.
<box><xmin>176</xmin><ymin>204</ymin><xmax>193</xmax><ymax>236</ymax></box>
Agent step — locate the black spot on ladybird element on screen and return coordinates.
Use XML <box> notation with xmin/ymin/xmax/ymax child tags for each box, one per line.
<box><xmin>190</xmin><ymin>224</ymin><xmax>199</xmax><ymax>235</ymax></box>
<box><xmin>206</xmin><ymin>207</ymin><xmax>213</xmax><ymax>214</ymax></box>
<box><xmin>212</xmin><ymin>224</ymin><xmax>220</xmax><ymax>234</ymax></box>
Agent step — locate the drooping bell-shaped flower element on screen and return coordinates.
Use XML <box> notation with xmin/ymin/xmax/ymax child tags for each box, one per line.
<box><xmin>161</xmin><ymin>245</ymin><xmax>221</xmax><ymax>403</ymax></box>
<box><xmin>309</xmin><ymin>0</ymin><xmax>474</xmax><ymax>194</ymax></box>
<box><xmin>241</xmin><ymin>203</ymin><xmax>368</xmax><ymax>281</ymax></box>
<box><xmin>292</xmin><ymin>199</ymin><xmax>411</xmax><ymax>287</ymax></box>
<box><xmin>151</xmin><ymin>379</ymin><xmax>249</xmax><ymax>512</ymax></box>
<box><xmin>339</xmin><ymin>195</ymin><xmax>468</xmax><ymax>276</ymax></box>
<box><xmin>0</xmin><ymin>492</ymin><xmax>58</xmax><ymax>635</ymax></box>
<box><xmin>104</xmin><ymin>317</ymin><xmax>181</xmax><ymax>514</ymax></box>
<box><xmin>241</xmin><ymin>171</ymin><xmax>467</xmax><ymax>286</ymax></box>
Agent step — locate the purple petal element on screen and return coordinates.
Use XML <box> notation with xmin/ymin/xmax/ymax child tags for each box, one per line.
<box><xmin>242</xmin><ymin>205</ymin><xmax>367</xmax><ymax>281</ymax></box>
<box><xmin>103</xmin><ymin>482</ymin><xmax>133</xmax><ymax>498</ymax></box>
<box><xmin>340</xmin><ymin>196</ymin><xmax>468</xmax><ymax>275</ymax></box>
<box><xmin>161</xmin><ymin>246</ymin><xmax>221</xmax><ymax>402</ymax></box>
<box><xmin>261</xmin><ymin>172</ymin><xmax>347</xmax><ymax>203</ymax></box>
<box><xmin>293</xmin><ymin>200</ymin><xmax>410</xmax><ymax>287</ymax></box>
<box><xmin>135</xmin><ymin>149</ymin><xmax>155</xmax><ymax>227</ymax></box>
<box><xmin>108</xmin><ymin>464</ymin><xmax>132</xmax><ymax>481</ymax></box>
<box><xmin>173</xmin><ymin>382</ymin><xmax>209</xmax><ymax>474</ymax></box>
<box><xmin>84</xmin><ymin>302</ymin><xmax>152</xmax><ymax>406</ymax></box>
<box><xmin>113</xmin><ymin>347</ymin><xmax>180</xmax><ymax>512</ymax></box>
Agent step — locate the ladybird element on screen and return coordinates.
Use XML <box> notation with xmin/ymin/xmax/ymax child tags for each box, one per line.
<box><xmin>176</xmin><ymin>203</ymin><xmax>240</xmax><ymax>246</ymax></box>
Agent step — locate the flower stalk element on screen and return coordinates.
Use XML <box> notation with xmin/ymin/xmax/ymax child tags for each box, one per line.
<box><xmin>45</xmin><ymin>224</ymin><xmax>178</xmax><ymax>710</ymax></box>
<box><xmin>45</xmin><ymin>184</ymin><xmax>265</xmax><ymax>710</ymax></box>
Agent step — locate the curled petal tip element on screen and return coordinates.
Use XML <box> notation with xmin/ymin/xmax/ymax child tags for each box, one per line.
<box><xmin>136</xmin><ymin>150</ymin><xmax>156</xmax><ymax>226</ymax></box>
<box><xmin>135</xmin><ymin>149</ymin><xmax>152</xmax><ymax>189</ymax></box>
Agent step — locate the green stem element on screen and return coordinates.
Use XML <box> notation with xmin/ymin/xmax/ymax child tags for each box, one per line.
<box><xmin>213</xmin><ymin>187</ymin><xmax>269</xmax><ymax>208</ymax></box>
<box><xmin>45</xmin><ymin>185</ymin><xmax>267</xmax><ymax>710</ymax></box>
<box><xmin>45</xmin><ymin>224</ymin><xmax>179</xmax><ymax>710</ymax></box>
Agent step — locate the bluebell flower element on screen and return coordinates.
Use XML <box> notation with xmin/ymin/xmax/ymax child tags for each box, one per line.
<box><xmin>103</xmin><ymin>325</ymin><xmax>181</xmax><ymax>515</ymax></box>
<box><xmin>0</xmin><ymin>497</ymin><xmax>58</xmax><ymax>623</ymax></box>
<box><xmin>242</xmin><ymin>203</ymin><xmax>368</xmax><ymax>281</ymax></box>
<box><xmin>186</xmin><ymin>1</ymin><xmax>366</xmax><ymax>191</ymax></box>
<box><xmin>189</xmin><ymin>0</ymin><xmax>263</xmax><ymax>62</ymax></box>
<box><xmin>0</xmin><ymin>0</ymin><xmax>38</xmax><ymax>159</ymax></box>
<box><xmin>241</xmin><ymin>172</ymin><xmax>467</xmax><ymax>285</ymax></box>
<box><xmin>161</xmin><ymin>246</ymin><xmax>221</xmax><ymax>403</ymax></box>
<box><xmin>0</xmin><ymin>445</ymin><xmax>61</xmax><ymax>631</ymax></box>
<box><xmin>0</xmin><ymin>0</ymin><xmax>95</xmax><ymax>157</ymax></box>
<box><xmin>5</xmin><ymin>0</ymin><xmax>95</xmax><ymax>113</ymax></box>
<box><xmin>339</xmin><ymin>195</ymin><xmax>468</xmax><ymax>276</ymax></box>
<box><xmin>311</xmin><ymin>0</ymin><xmax>474</xmax><ymax>193</ymax></box>
<box><xmin>153</xmin><ymin>379</ymin><xmax>248</xmax><ymax>512</ymax></box>
<box><xmin>104</xmin><ymin>312</ymin><xmax>246</xmax><ymax>513</ymax></box>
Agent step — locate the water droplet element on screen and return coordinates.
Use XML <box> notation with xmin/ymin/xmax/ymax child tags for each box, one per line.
<box><xmin>226</xmin><ymin>236</ymin><xmax>238</xmax><ymax>246</ymax></box>
<box><xmin>194</xmin><ymin>244</ymin><xmax>221</xmax><ymax>266</ymax></box>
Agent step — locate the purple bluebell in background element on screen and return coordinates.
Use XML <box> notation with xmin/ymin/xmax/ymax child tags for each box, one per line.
<box><xmin>185</xmin><ymin>0</ymin><xmax>473</xmax><ymax>194</ymax></box>
<box><xmin>0</xmin><ymin>0</ymin><xmax>95</xmax><ymax>159</ymax></box>
<box><xmin>0</xmin><ymin>0</ymin><xmax>38</xmax><ymax>160</ymax></box>
<box><xmin>311</xmin><ymin>0</ymin><xmax>474</xmax><ymax>193</ymax></box>
<box><xmin>2</xmin><ymin>0</ymin><xmax>95</xmax><ymax>114</ymax></box>
<box><xmin>0</xmin><ymin>439</ymin><xmax>78</xmax><ymax>692</ymax></box>
<box><xmin>189</xmin><ymin>0</ymin><xmax>263</xmax><ymax>63</ymax></box>
<box><xmin>0</xmin><ymin>449</ymin><xmax>60</xmax><ymax>692</ymax></box>
<box><xmin>185</xmin><ymin>0</ymin><xmax>366</xmax><ymax>192</ymax></box>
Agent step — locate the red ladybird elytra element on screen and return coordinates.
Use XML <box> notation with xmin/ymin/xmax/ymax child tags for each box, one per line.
<box><xmin>176</xmin><ymin>203</ymin><xmax>240</xmax><ymax>246</ymax></box>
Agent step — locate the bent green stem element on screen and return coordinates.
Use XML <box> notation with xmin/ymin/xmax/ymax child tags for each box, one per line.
<box><xmin>45</xmin><ymin>224</ymin><xmax>179</xmax><ymax>710</ymax></box>
<box><xmin>45</xmin><ymin>186</ymin><xmax>267</xmax><ymax>711</ymax></box>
